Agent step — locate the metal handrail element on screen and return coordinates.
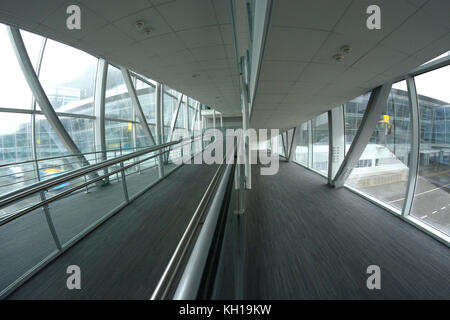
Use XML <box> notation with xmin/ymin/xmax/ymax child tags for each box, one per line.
<box><xmin>0</xmin><ymin>134</ymin><xmax>206</xmax><ymax>209</ymax></box>
<box><xmin>0</xmin><ymin>134</ymin><xmax>208</xmax><ymax>227</ymax></box>
<box><xmin>0</xmin><ymin>145</ymin><xmax>155</xmax><ymax>169</ymax></box>
<box><xmin>174</xmin><ymin>162</ymin><xmax>234</xmax><ymax>299</ymax></box>
<box><xmin>151</xmin><ymin>145</ymin><xmax>234</xmax><ymax>300</ymax></box>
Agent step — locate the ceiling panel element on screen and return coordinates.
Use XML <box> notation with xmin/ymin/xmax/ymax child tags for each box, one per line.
<box><xmin>156</xmin><ymin>0</ymin><xmax>217</xmax><ymax>31</ymax></box>
<box><xmin>80</xmin><ymin>0</ymin><xmax>153</xmax><ymax>23</ymax></box>
<box><xmin>112</xmin><ymin>7</ymin><xmax>172</xmax><ymax>41</ymax></box>
<box><xmin>271</xmin><ymin>0</ymin><xmax>352</xmax><ymax>31</ymax></box>
<box><xmin>264</xmin><ymin>27</ymin><xmax>329</xmax><ymax>61</ymax></box>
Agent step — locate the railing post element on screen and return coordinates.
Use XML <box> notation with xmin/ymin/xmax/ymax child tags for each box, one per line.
<box><xmin>120</xmin><ymin>161</ymin><xmax>129</xmax><ymax>203</ymax></box>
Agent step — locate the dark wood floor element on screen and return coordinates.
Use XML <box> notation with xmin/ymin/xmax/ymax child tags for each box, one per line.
<box><xmin>244</xmin><ymin>160</ymin><xmax>450</xmax><ymax>299</ymax></box>
<box><xmin>7</xmin><ymin>163</ymin><xmax>218</xmax><ymax>299</ymax></box>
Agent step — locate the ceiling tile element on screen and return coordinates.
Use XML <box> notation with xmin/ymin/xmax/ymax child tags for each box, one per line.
<box><xmin>413</xmin><ymin>33</ymin><xmax>450</xmax><ymax>62</ymax></box>
<box><xmin>177</xmin><ymin>25</ymin><xmax>222</xmax><ymax>48</ymax></box>
<box><xmin>334</xmin><ymin>0</ymin><xmax>417</xmax><ymax>43</ymax></box>
<box><xmin>212</xmin><ymin>0</ymin><xmax>231</xmax><ymax>25</ymax></box>
<box><xmin>352</xmin><ymin>45</ymin><xmax>408</xmax><ymax>74</ymax></box>
<box><xmin>41</xmin><ymin>1</ymin><xmax>108</xmax><ymax>40</ymax></box>
<box><xmin>264</xmin><ymin>27</ymin><xmax>329</xmax><ymax>61</ymax></box>
<box><xmin>82</xmin><ymin>24</ymin><xmax>134</xmax><ymax>54</ymax></box>
<box><xmin>312</xmin><ymin>32</ymin><xmax>377</xmax><ymax>66</ymax></box>
<box><xmin>191</xmin><ymin>45</ymin><xmax>227</xmax><ymax>61</ymax></box>
<box><xmin>298</xmin><ymin>63</ymin><xmax>347</xmax><ymax>85</ymax></box>
<box><xmin>271</xmin><ymin>0</ymin><xmax>352</xmax><ymax>31</ymax></box>
<box><xmin>80</xmin><ymin>0</ymin><xmax>152</xmax><ymax>22</ymax></box>
<box><xmin>139</xmin><ymin>32</ymin><xmax>185</xmax><ymax>55</ymax></box>
<box><xmin>159</xmin><ymin>50</ymin><xmax>197</xmax><ymax>66</ymax></box>
<box><xmin>113</xmin><ymin>7</ymin><xmax>171</xmax><ymax>41</ymax></box>
<box><xmin>259</xmin><ymin>61</ymin><xmax>307</xmax><ymax>81</ymax></box>
<box><xmin>0</xmin><ymin>0</ymin><xmax>61</xmax><ymax>25</ymax></box>
<box><xmin>380</xmin><ymin>11</ymin><xmax>449</xmax><ymax>55</ymax></box>
<box><xmin>258</xmin><ymin>81</ymin><xmax>294</xmax><ymax>94</ymax></box>
<box><xmin>422</xmin><ymin>0</ymin><xmax>450</xmax><ymax>29</ymax></box>
<box><xmin>156</xmin><ymin>0</ymin><xmax>217</xmax><ymax>31</ymax></box>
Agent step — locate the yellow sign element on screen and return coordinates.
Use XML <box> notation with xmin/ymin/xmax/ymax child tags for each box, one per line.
<box><xmin>379</xmin><ymin>115</ymin><xmax>390</xmax><ymax>123</ymax></box>
<box><xmin>36</xmin><ymin>138</ymin><xmax>40</xmax><ymax>145</ymax></box>
<box><xmin>127</xmin><ymin>122</ymin><xmax>132</xmax><ymax>131</ymax></box>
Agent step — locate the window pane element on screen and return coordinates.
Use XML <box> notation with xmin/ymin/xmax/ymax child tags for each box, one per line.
<box><xmin>346</xmin><ymin>81</ymin><xmax>411</xmax><ymax>211</ymax></box>
<box><xmin>135</xmin><ymin>122</ymin><xmax>152</xmax><ymax>148</ymax></box>
<box><xmin>105</xmin><ymin>120</ymin><xmax>134</xmax><ymax>151</ymax></box>
<box><xmin>312</xmin><ymin>113</ymin><xmax>329</xmax><ymax>173</ymax></box>
<box><xmin>59</xmin><ymin>117</ymin><xmax>94</xmax><ymax>153</ymax></box>
<box><xmin>344</xmin><ymin>93</ymin><xmax>371</xmax><ymax>150</ymax></box>
<box><xmin>278</xmin><ymin>135</ymin><xmax>284</xmax><ymax>156</ymax></box>
<box><xmin>35</xmin><ymin>114</ymin><xmax>66</xmax><ymax>158</ymax></box>
<box><xmin>105</xmin><ymin>65</ymin><xmax>133</xmax><ymax>121</ymax></box>
<box><xmin>164</xmin><ymin>93</ymin><xmax>175</xmax><ymax>127</ymax></box>
<box><xmin>0</xmin><ymin>24</ymin><xmax>33</xmax><ymax>110</ymax></box>
<box><xmin>0</xmin><ymin>112</ymin><xmax>32</xmax><ymax>164</ymax></box>
<box><xmin>411</xmin><ymin>66</ymin><xmax>450</xmax><ymax>236</ymax></box>
<box><xmin>39</xmin><ymin>39</ymin><xmax>97</xmax><ymax>116</ymax></box>
<box><xmin>136</xmin><ymin>79</ymin><xmax>155</xmax><ymax>125</ymax></box>
<box><xmin>295</xmin><ymin>122</ymin><xmax>309</xmax><ymax>166</ymax></box>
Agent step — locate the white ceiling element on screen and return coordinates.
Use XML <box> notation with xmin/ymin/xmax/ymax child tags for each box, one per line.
<box><xmin>0</xmin><ymin>0</ymin><xmax>241</xmax><ymax>115</ymax></box>
<box><xmin>1</xmin><ymin>0</ymin><xmax>450</xmax><ymax>129</ymax></box>
<box><xmin>251</xmin><ymin>0</ymin><xmax>450</xmax><ymax>129</ymax></box>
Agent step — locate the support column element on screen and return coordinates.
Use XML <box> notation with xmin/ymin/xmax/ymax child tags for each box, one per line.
<box><xmin>155</xmin><ymin>83</ymin><xmax>165</xmax><ymax>178</ymax></box>
<box><xmin>288</xmin><ymin>126</ymin><xmax>299</xmax><ymax>162</ymax></box>
<box><xmin>402</xmin><ymin>77</ymin><xmax>420</xmax><ymax>216</ymax></box>
<box><xmin>240</xmin><ymin>57</ymin><xmax>251</xmax><ymax>188</ymax></box>
<box><xmin>94</xmin><ymin>58</ymin><xmax>109</xmax><ymax>183</ymax></box>
<box><xmin>332</xmin><ymin>83</ymin><xmax>392</xmax><ymax>188</ymax></box>
<box><xmin>307</xmin><ymin>120</ymin><xmax>313</xmax><ymax>168</ymax></box>
<box><xmin>327</xmin><ymin>105</ymin><xmax>345</xmax><ymax>184</ymax></box>
<box><xmin>7</xmin><ymin>26</ymin><xmax>93</xmax><ymax>171</ymax></box>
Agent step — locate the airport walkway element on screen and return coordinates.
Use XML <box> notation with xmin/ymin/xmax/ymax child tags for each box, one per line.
<box><xmin>244</xmin><ymin>160</ymin><xmax>450</xmax><ymax>299</ymax></box>
<box><xmin>7</xmin><ymin>162</ymin><xmax>218</xmax><ymax>299</ymax></box>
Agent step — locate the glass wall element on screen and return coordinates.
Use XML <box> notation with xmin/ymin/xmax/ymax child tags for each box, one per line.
<box><xmin>312</xmin><ymin>112</ymin><xmax>329</xmax><ymax>174</ymax></box>
<box><xmin>0</xmin><ymin>21</ymin><xmax>220</xmax><ymax>297</ymax></box>
<box><xmin>294</xmin><ymin>122</ymin><xmax>309</xmax><ymax>166</ymax></box>
<box><xmin>344</xmin><ymin>93</ymin><xmax>371</xmax><ymax>151</ymax></box>
<box><xmin>39</xmin><ymin>39</ymin><xmax>96</xmax><ymax>116</ymax></box>
<box><xmin>411</xmin><ymin>66</ymin><xmax>450</xmax><ymax>236</ymax></box>
<box><xmin>345</xmin><ymin>81</ymin><xmax>411</xmax><ymax>212</ymax></box>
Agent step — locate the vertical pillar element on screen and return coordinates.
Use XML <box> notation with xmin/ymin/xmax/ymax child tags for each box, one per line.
<box><xmin>402</xmin><ymin>77</ymin><xmax>420</xmax><ymax>216</ymax></box>
<box><xmin>307</xmin><ymin>120</ymin><xmax>313</xmax><ymax>168</ymax></box>
<box><xmin>327</xmin><ymin>105</ymin><xmax>345</xmax><ymax>184</ymax></box>
<box><xmin>155</xmin><ymin>83</ymin><xmax>165</xmax><ymax>178</ymax></box>
<box><xmin>288</xmin><ymin>126</ymin><xmax>299</xmax><ymax>162</ymax></box>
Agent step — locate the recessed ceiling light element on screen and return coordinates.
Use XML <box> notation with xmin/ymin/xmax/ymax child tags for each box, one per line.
<box><xmin>333</xmin><ymin>53</ymin><xmax>344</xmax><ymax>62</ymax></box>
<box><xmin>340</xmin><ymin>45</ymin><xmax>352</xmax><ymax>54</ymax></box>
<box><xmin>135</xmin><ymin>20</ymin><xmax>146</xmax><ymax>29</ymax></box>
